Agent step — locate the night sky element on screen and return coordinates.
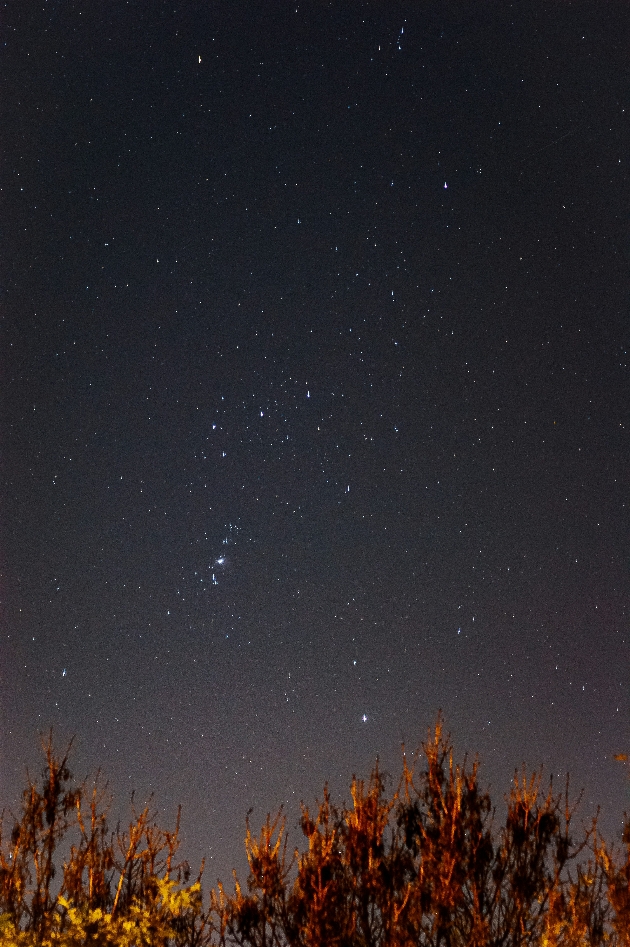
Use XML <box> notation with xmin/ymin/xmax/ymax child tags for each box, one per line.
<box><xmin>2</xmin><ymin>1</ymin><xmax>629</xmax><ymax>882</ymax></box>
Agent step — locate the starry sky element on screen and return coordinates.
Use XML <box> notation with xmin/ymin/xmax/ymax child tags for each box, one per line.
<box><xmin>2</xmin><ymin>0</ymin><xmax>629</xmax><ymax>882</ymax></box>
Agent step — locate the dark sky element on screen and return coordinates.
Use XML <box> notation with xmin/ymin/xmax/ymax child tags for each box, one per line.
<box><xmin>2</xmin><ymin>0</ymin><xmax>629</xmax><ymax>882</ymax></box>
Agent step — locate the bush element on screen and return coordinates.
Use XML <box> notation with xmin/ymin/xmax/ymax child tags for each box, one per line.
<box><xmin>1</xmin><ymin>719</ymin><xmax>629</xmax><ymax>946</ymax></box>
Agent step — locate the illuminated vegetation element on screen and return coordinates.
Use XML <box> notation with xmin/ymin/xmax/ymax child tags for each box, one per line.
<box><xmin>1</xmin><ymin>721</ymin><xmax>629</xmax><ymax>945</ymax></box>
